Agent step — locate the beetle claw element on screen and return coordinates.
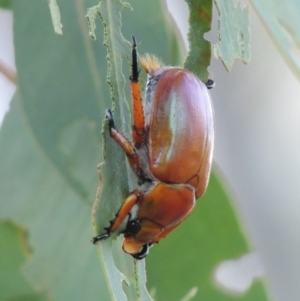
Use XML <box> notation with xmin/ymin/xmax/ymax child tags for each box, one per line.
<box><xmin>91</xmin><ymin>232</ymin><xmax>110</xmax><ymax>244</ymax></box>
<box><xmin>105</xmin><ymin>109</ymin><xmax>115</xmax><ymax>129</ymax></box>
<box><xmin>131</xmin><ymin>34</ymin><xmax>136</xmax><ymax>47</ymax></box>
<box><xmin>130</xmin><ymin>34</ymin><xmax>139</xmax><ymax>83</ymax></box>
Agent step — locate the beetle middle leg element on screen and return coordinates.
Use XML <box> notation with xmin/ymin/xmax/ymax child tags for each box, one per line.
<box><xmin>92</xmin><ymin>190</ymin><xmax>140</xmax><ymax>244</ymax></box>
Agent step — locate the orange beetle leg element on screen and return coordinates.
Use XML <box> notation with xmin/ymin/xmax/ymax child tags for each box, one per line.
<box><xmin>105</xmin><ymin>109</ymin><xmax>140</xmax><ymax>175</ymax></box>
<box><xmin>130</xmin><ymin>35</ymin><xmax>145</xmax><ymax>148</ymax></box>
<box><xmin>110</xmin><ymin>191</ymin><xmax>139</xmax><ymax>232</ymax></box>
<box><xmin>92</xmin><ymin>191</ymin><xmax>140</xmax><ymax>244</ymax></box>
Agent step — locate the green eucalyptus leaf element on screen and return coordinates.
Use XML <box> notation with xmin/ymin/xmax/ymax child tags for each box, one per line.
<box><xmin>0</xmin><ymin>0</ymin><xmax>110</xmax><ymax>300</ymax></box>
<box><xmin>0</xmin><ymin>90</ymin><xmax>109</xmax><ymax>300</ymax></box>
<box><xmin>88</xmin><ymin>1</ymin><xmax>152</xmax><ymax>300</ymax></box>
<box><xmin>89</xmin><ymin>1</ymin><xmax>131</xmax><ymax>298</ymax></box>
<box><xmin>0</xmin><ymin>221</ymin><xmax>46</xmax><ymax>301</ymax></box>
<box><xmin>213</xmin><ymin>0</ymin><xmax>251</xmax><ymax>70</ymax></box>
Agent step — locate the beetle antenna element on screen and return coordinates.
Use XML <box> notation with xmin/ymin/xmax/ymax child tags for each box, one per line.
<box><xmin>91</xmin><ymin>232</ymin><xmax>110</xmax><ymax>244</ymax></box>
<box><xmin>130</xmin><ymin>34</ymin><xmax>139</xmax><ymax>83</ymax></box>
<box><xmin>206</xmin><ymin>79</ymin><xmax>215</xmax><ymax>89</ymax></box>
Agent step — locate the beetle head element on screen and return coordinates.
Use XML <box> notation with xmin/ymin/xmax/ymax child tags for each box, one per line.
<box><xmin>122</xmin><ymin>217</ymin><xmax>162</xmax><ymax>259</ymax></box>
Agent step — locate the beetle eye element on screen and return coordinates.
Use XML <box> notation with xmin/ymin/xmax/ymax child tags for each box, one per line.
<box><xmin>125</xmin><ymin>219</ymin><xmax>141</xmax><ymax>236</ymax></box>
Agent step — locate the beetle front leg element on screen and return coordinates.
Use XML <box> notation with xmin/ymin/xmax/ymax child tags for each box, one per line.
<box><xmin>92</xmin><ymin>191</ymin><xmax>140</xmax><ymax>244</ymax></box>
<box><xmin>105</xmin><ymin>109</ymin><xmax>140</xmax><ymax>175</ymax></box>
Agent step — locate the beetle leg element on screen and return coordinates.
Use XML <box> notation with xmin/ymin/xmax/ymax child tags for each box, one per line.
<box><xmin>130</xmin><ymin>35</ymin><xmax>145</xmax><ymax>148</ymax></box>
<box><xmin>92</xmin><ymin>191</ymin><xmax>140</xmax><ymax>244</ymax></box>
<box><xmin>105</xmin><ymin>109</ymin><xmax>140</xmax><ymax>174</ymax></box>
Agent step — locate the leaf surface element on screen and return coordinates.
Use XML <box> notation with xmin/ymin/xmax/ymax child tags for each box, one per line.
<box><xmin>213</xmin><ymin>0</ymin><xmax>251</xmax><ymax>70</ymax></box>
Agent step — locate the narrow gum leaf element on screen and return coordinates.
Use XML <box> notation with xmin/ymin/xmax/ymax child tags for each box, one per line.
<box><xmin>0</xmin><ymin>221</ymin><xmax>46</xmax><ymax>300</ymax></box>
<box><xmin>90</xmin><ymin>1</ymin><xmax>152</xmax><ymax>300</ymax></box>
<box><xmin>1</xmin><ymin>1</ymin><xmax>112</xmax><ymax>300</ymax></box>
<box><xmin>213</xmin><ymin>0</ymin><xmax>251</xmax><ymax>70</ymax></box>
<box><xmin>86</xmin><ymin>3</ymin><xmax>102</xmax><ymax>40</ymax></box>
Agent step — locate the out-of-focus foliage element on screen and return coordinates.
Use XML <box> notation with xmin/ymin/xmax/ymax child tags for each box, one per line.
<box><xmin>250</xmin><ymin>0</ymin><xmax>300</xmax><ymax>81</ymax></box>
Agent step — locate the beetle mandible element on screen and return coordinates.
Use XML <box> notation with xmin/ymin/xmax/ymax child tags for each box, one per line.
<box><xmin>92</xmin><ymin>35</ymin><xmax>214</xmax><ymax>259</ymax></box>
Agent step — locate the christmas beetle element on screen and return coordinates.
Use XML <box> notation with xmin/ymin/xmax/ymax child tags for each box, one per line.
<box><xmin>92</xmin><ymin>35</ymin><xmax>214</xmax><ymax>259</ymax></box>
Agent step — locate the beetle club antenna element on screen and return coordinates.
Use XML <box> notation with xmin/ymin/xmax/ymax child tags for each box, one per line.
<box><xmin>130</xmin><ymin>34</ymin><xmax>139</xmax><ymax>83</ymax></box>
<box><xmin>206</xmin><ymin>79</ymin><xmax>215</xmax><ymax>89</ymax></box>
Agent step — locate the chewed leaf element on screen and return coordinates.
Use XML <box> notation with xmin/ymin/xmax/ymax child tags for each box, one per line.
<box><xmin>86</xmin><ymin>3</ymin><xmax>102</xmax><ymax>40</ymax></box>
<box><xmin>90</xmin><ymin>1</ymin><xmax>152</xmax><ymax>300</ymax></box>
<box><xmin>213</xmin><ymin>0</ymin><xmax>251</xmax><ymax>70</ymax></box>
<box><xmin>0</xmin><ymin>221</ymin><xmax>46</xmax><ymax>300</ymax></box>
<box><xmin>92</xmin><ymin>129</ymin><xmax>129</xmax><ymax>301</ymax></box>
